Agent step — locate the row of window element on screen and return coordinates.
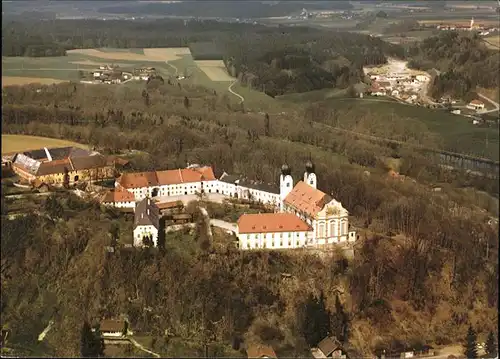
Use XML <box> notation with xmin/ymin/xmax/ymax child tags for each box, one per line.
<box><xmin>247</xmin><ymin>232</ymin><xmax>300</xmax><ymax>240</ymax></box>
<box><xmin>240</xmin><ymin>240</ymin><xmax>303</xmax><ymax>250</ymax></box>
<box><xmin>317</xmin><ymin>221</ymin><xmax>348</xmax><ymax>238</ymax></box>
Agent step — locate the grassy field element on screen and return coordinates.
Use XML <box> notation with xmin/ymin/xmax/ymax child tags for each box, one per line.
<box><xmin>2</xmin><ymin>48</ymin><xmax>267</xmax><ymax>108</ymax></box>
<box><xmin>483</xmin><ymin>35</ymin><xmax>500</xmax><ymax>50</ymax></box>
<box><xmin>2</xmin><ymin>76</ymin><xmax>67</xmax><ymax>87</ymax></box>
<box><xmin>1</xmin><ymin>135</ymin><xmax>88</xmax><ymax>154</ymax></box>
<box><xmin>1</xmin><ymin>49</ymin><xmax>185</xmax><ymax>84</ymax></box>
<box><xmin>316</xmin><ymin>99</ymin><xmax>499</xmax><ymax>161</ymax></box>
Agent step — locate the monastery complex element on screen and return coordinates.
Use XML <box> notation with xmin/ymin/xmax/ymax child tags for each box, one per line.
<box><xmin>3</xmin><ymin>145</ymin><xmax>356</xmax><ymax>251</ymax></box>
<box><xmin>110</xmin><ymin>161</ymin><xmax>357</xmax><ymax>250</ymax></box>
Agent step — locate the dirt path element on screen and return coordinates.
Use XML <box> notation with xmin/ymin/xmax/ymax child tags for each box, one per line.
<box><xmin>478</xmin><ymin>92</ymin><xmax>500</xmax><ymax>114</ymax></box>
<box><xmin>228</xmin><ymin>80</ymin><xmax>245</xmax><ymax>103</ymax></box>
<box><xmin>128</xmin><ymin>337</ymin><xmax>160</xmax><ymax>358</ymax></box>
<box><xmin>165</xmin><ymin>61</ymin><xmax>178</xmax><ymax>76</ymax></box>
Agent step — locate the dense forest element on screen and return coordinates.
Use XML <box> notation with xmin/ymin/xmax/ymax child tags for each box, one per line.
<box><xmin>407</xmin><ymin>31</ymin><xmax>500</xmax><ymax>99</ymax></box>
<box><xmin>222</xmin><ymin>30</ymin><xmax>404</xmax><ymax>96</ymax></box>
<box><xmin>1</xmin><ymin>80</ymin><xmax>498</xmax><ymax>356</ymax></box>
<box><xmin>1</xmin><ymin>19</ymin><xmax>404</xmax><ymax>95</ymax></box>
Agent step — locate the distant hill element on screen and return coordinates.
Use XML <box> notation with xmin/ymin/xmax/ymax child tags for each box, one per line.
<box><xmin>97</xmin><ymin>1</ymin><xmax>354</xmax><ymax>19</ymax></box>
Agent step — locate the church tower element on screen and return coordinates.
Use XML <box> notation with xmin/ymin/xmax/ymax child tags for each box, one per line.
<box><xmin>280</xmin><ymin>163</ymin><xmax>293</xmax><ymax>211</ymax></box>
<box><xmin>304</xmin><ymin>160</ymin><xmax>317</xmax><ymax>189</ymax></box>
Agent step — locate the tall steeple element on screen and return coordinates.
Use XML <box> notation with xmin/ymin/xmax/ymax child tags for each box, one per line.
<box><xmin>280</xmin><ymin>162</ymin><xmax>293</xmax><ymax>212</ymax></box>
<box><xmin>304</xmin><ymin>156</ymin><xmax>317</xmax><ymax>189</ymax></box>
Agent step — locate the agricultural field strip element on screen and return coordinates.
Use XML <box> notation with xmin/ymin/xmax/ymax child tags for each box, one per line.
<box><xmin>194</xmin><ymin>60</ymin><xmax>234</xmax><ymax>82</ymax></box>
<box><xmin>1</xmin><ymin>76</ymin><xmax>66</xmax><ymax>87</ymax></box>
<box><xmin>67</xmin><ymin>48</ymin><xmax>191</xmax><ymax>62</ymax></box>
<box><xmin>1</xmin><ymin>134</ymin><xmax>88</xmax><ymax>154</ymax></box>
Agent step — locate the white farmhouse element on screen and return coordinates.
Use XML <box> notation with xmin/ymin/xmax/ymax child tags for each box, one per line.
<box><xmin>133</xmin><ymin>198</ymin><xmax>160</xmax><ymax>247</ymax></box>
<box><xmin>467</xmin><ymin>99</ymin><xmax>485</xmax><ymax>111</ymax></box>
<box><xmin>100</xmin><ymin>188</ymin><xmax>135</xmax><ymax>208</ymax></box>
<box><xmin>99</xmin><ymin>319</ymin><xmax>128</xmax><ymax>339</ymax></box>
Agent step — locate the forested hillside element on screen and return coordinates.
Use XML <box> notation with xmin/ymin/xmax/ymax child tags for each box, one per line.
<box><xmin>1</xmin><ymin>81</ymin><xmax>498</xmax><ymax>356</ymax></box>
<box><xmin>223</xmin><ymin>30</ymin><xmax>404</xmax><ymax>96</ymax></box>
<box><xmin>1</xmin><ymin>19</ymin><xmax>404</xmax><ymax>95</ymax></box>
<box><xmin>408</xmin><ymin>31</ymin><xmax>500</xmax><ymax>99</ymax></box>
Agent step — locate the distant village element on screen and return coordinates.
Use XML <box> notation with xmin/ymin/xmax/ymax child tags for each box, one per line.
<box><xmin>366</xmin><ymin>71</ymin><xmax>430</xmax><ymax>105</ymax></box>
<box><xmin>80</xmin><ymin>65</ymin><xmax>158</xmax><ymax>85</ymax></box>
<box><xmin>431</xmin><ymin>18</ymin><xmax>500</xmax><ymax>36</ymax></box>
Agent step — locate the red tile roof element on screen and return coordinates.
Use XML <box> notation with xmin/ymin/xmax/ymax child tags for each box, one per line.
<box><xmin>101</xmin><ymin>189</ymin><xmax>135</xmax><ymax>203</ymax></box>
<box><xmin>470</xmin><ymin>99</ymin><xmax>484</xmax><ymax>105</ymax></box>
<box><xmin>117</xmin><ymin>166</ymin><xmax>216</xmax><ymax>189</ymax></box>
<box><xmin>237</xmin><ymin>213</ymin><xmax>311</xmax><ymax>234</ymax></box>
<box><xmin>284</xmin><ymin>181</ymin><xmax>331</xmax><ymax>218</ymax></box>
<box><xmin>100</xmin><ymin>319</ymin><xmax>126</xmax><ymax>333</ymax></box>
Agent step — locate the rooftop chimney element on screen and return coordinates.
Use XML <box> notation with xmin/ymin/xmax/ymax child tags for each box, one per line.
<box><xmin>44</xmin><ymin>147</ymin><xmax>53</xmax><ymax>162</ymax></box>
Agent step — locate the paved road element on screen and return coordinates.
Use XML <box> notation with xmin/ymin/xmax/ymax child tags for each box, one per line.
<box><xmin>210</xmin><ymin>219</ymin><xmax>237</xmax><ymax>233</ymax></box>
<box><xmin>228</xmin><ymin>80</ymin><xmax>245</xmax><ymax>103</ymax></box>
<box><xmin>478</xmin><ymin>92</ymin><xmax>500</xmax><ymax>114</ymax></box>
<box><xmin>128</xmin><ymin>337</ymin><xmax>160</xmax><ymax>358</ymax></box>
<box><xmin>165</xmin><ymin>61</ymin><xmax>178</xmax><ymax>76</ymax></box>
<box><xmin>165</xmin><ymin>217</ymin><xmax>236</xmax><ymax>234</ymax></box>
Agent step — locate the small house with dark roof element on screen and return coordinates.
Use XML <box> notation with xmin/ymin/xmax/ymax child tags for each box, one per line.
<box><xmin>316</xmin><ymin>336</ymin><xmax>347</xmax><ymax>358</ymax></box>
<box><xmin>99</xmin><ymin>319</ymin><xmax>128</xmax><ymax>339</ymax></box>
<box><xmin>133</xmin><ymin>198</ymin><xmax>160</xmax><ymax>247</ymax></box>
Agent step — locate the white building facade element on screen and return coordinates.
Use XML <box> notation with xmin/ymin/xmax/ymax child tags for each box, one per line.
<box><xmin>133</xmin><ymin>198</ymin><xmax>160</xmax><ymax>247</ymax></box>
<box><xmin>237</xmin><ymin>213</ymin><xmax>311</xmax><ymax>250</ymax></box>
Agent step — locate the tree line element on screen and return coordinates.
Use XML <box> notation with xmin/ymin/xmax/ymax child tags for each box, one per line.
<box><xmin>407</xmin><ymin>31</ymin><xmax>500</xmax><ymax>99</ymax></box>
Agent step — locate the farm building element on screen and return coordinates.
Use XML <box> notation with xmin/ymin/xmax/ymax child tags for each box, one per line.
<box><xmin>466</xmin><ymin>99</ymin><xmax>485</xmax><ymax>111</ymax></box>
<box><xmin>98</xmin><ymin>319</ymin><xmax>128</xmax><ymax>339</ymax></box>
<box><xmin>11</xmin><ymin>146</ymin><xmax>115</xmax><ymax>186</ymax></box>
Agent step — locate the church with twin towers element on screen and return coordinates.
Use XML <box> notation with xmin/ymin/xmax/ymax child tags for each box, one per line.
<box><xmin>111</xmin><ymin>159</ymin><xmax>357</xmax><ymax>250</ymax></box>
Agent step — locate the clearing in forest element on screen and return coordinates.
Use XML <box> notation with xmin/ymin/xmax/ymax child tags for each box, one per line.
<box><xmin>1</xmin><ymin>76</ymin><xmax>66</xmax><ymax>87</ymax></box>
<box><xmin>483</xmin><ymin>35</ymin><xmax>500</xmax><ymax>49</ymax></box>
<box><xmin>67</xmin><ymin>48</ymin><xmax>192</xmax><ymax>62</ymax></box>
<box><xmin>1</xmin><ymin>135</ymin><xmax>88</xmax><ymax>154</ymax></box>
<box><xmin>194</xmin><ymin>60</ymin><xmax>234</xmax><ymax>82</ymax></box>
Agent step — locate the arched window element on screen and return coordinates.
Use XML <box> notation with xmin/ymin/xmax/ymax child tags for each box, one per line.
<box><xmin>329</xmin><ymin>220</ymin><xmax>336</xmax><ymax>237</ymax></box>
<box><xmin>318</xmin><ymin>222</ymin><xmax>325</xmax><ymax>238</ymax></box>
<box><xmin>341</xmin><ymin>218</ymin><xmax>347</xmax><ymax>235</ymax></box>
